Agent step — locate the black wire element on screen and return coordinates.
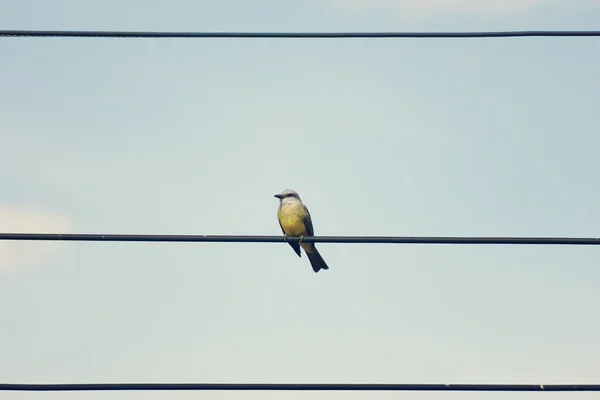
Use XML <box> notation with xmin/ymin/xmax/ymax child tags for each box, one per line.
<box><xmin>1</xmin><ymin>30</ymin><xmax>600</xmax><ymax>39</ymax></box>
<box><xmin>1</xmin><ymin>383</ymin><xmax>599</xmax><ymax>392</ymax></box>
<box><xmin>0</xmin><ymin>233</ymin><xmax>599</xmax><ymax>245</ymax></box>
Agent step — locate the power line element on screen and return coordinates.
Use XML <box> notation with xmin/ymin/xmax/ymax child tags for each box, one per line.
<box><xmin>1</xmin><ymin>382</ymin><xmax>599</xmax><ymax>392</ymax></box>
<box><xmin>0</xmin><ymin>233</ymin><xmax>599</xmax><ymax>245</ymax></box>
<box><xmin>1</xmin><ymin>30</ymin><xmax>600</xmax><ymax>39</ymax></box>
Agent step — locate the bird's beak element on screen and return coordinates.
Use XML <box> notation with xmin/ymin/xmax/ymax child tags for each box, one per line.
<box><xmin>274</xmin><ymin>194</ymin><xmax>283</xmax><ymax>199</ymax></box>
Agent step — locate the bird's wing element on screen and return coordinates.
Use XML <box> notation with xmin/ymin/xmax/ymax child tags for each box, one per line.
<box><xmin>302</xmin><ymin>205</ymin><xmax>315</xmax><ymax>236</ymax></box>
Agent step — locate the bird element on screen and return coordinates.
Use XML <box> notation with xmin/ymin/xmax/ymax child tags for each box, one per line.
<box><xmin>274</xmin><ymin>189</ymin><xmax>329</xmax><ymax>273</ymax></box>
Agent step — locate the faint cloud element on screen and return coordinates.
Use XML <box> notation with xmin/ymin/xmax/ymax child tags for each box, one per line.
<box><xmin>0</xmin><ymin>206</ymin><xmax>74</xmax><ymax>272</ymax></box>
<box><xmin>333</xmin><ymin>0</ymin><xmax>594</xmax><ymax>19</ymax></box>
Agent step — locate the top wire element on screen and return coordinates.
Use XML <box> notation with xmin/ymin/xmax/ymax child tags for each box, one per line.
<box><xmin>0</xmin><ymin>233</ymin><xmax>599</xmax><ymax>245</ymax></box>
<box><xmin>1</xmin><ymin>30</ymin><xmax>600</xmax><ymax>39</ymax></box>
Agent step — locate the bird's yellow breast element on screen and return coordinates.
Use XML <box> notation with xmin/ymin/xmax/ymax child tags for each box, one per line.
<box><xmin>277</xmin><ymin>202</ymin><xmax>308</xmax><ymax>237</ymax></box>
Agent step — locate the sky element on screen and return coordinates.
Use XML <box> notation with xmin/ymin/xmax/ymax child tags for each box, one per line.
<box><xmin>1</xmin><ymin>1</ymin><xmax>600</xmax><ymax>399</ymax></box>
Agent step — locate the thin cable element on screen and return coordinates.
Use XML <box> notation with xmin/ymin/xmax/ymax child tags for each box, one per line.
<box><xmin>1</xmin><ymin>383</ymin><xmax>599</xmax><ymax>392</ymax></box>
<box><xmin>0</xmin><ymin>233</ymin><xmax>599</xmax><ymax>245</ymax></box>
<box><xmin>1</xmin><ymin>30</ymin><xmax>600</xmax><ymax>39</ymax></box>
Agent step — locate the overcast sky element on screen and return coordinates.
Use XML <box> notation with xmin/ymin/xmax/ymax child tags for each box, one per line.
<box><xmin>1</xmin><ymin>1</ymin><xmax>600</xmax><ymax>400</ymax></box>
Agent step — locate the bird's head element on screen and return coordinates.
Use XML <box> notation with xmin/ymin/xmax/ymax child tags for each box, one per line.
<box><xmin>274</xmin><ymin>189</ymin><xmax>301</xmax><ymax>201</ymax></box>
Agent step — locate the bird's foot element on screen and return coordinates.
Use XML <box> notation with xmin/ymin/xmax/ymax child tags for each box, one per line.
<box><xmin>298</xmin><ymin>235</ymin><xmax>304</xmax><ymax>243</ymax></box>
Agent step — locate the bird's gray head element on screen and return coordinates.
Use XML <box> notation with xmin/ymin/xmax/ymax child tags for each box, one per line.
<box><xmin>274</xmin><ymin>189</ymin><xmax>301</xmax><ymax>201</ymax></box>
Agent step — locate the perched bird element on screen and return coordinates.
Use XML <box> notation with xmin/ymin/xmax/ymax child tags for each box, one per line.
<box><xmin>274</xmin><ymin>189</ymin><xmax>329</xmax><ymax>273</ymax></box>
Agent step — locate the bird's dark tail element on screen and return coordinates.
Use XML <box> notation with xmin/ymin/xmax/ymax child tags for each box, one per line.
<box><xmin>306</xmin><ymin>248</ymin><xmax>329</xmax><ymax>273</ymax></box>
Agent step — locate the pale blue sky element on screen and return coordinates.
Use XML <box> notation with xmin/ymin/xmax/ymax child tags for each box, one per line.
<box><xmin>1</xmin><ymin>1</ymin><xmax>600</xmax><ymax>400</ymax></box>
